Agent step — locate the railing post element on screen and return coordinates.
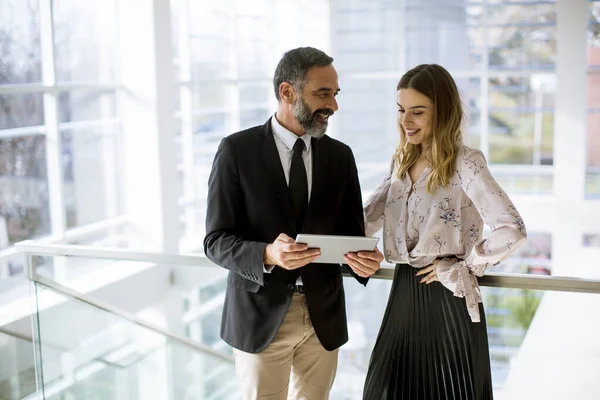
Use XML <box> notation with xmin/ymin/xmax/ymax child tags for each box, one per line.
<box><xmin>19</xmin><ymin>242</ymin><xmax>37</xmax><ymax>281</ymax></box>
<box><xmin>27</xmin><ymin>249</ymin><xmax>45</xmax><ymax>399</ymax></box>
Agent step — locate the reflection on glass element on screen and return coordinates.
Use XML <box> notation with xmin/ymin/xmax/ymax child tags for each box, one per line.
<box><xmin>0</xmin><ymin>135</ymin><xmax>50</xmax><ymax>250</ymax></box>
<box><xmin>0</xmin><ymin>94</ymin><xmax>44</xmax><ymax>130</ymax></box>
<box><xmin>52</xmin><ymin>0</ymin><xmax>117</xmax><ymax>83</ymax></box>
<box><xmin>0</xmin><ymin>0</ymin><xmax>42</xmax><ymax>85</ymax></box>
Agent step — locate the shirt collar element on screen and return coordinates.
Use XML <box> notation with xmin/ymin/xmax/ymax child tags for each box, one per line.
<box><xmin>271</xmin><ymin>113</ymin><xmax>312</xmax><ymax>152</ymax></box>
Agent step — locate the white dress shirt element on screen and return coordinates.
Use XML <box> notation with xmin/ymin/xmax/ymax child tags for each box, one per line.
<box><xmin>265</xmin><ymin>114</ymin><xmax>312</xmax><ymax>284</ymax></box>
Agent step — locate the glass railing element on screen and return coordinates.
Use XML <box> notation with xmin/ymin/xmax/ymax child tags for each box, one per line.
<box><xmin>0</xmin><ymin>329</ymin><xmax>47</xmax><ymax>400</ymax></box>
<box><xmin>335</xmin><ymin>275</ymin><xmax>600</xmax><ymax>400</ymax></box>
<box><xmin>26</xmin><ymin>280</ymin><xmax>237</xmax><ymax>399</ymax></box>
<box><xmin>11</xmin><ymin>244</ymin><xmax>237</xmax><ymax>400</ymax></box>
<box><xmin>9</xmin><ymin>241</ymin><xmax>600</xmax><ymax>400</ymax></box>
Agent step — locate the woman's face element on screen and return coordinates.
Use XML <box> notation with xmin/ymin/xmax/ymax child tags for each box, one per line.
<box><xmin>397</xmin><ymin>88</ymin><xmax>434</xmax><ymax>150</ymax></box>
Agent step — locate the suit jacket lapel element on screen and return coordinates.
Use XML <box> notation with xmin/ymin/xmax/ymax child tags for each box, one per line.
<box><xmin>260</xmin><ymin>119</ymin><xmax>295</xmax><ymax>230</ymax></box>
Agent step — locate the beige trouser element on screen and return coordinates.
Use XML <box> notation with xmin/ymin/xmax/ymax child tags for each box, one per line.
<box><xmin>233</xmin><ymin>293</ymin><xmax>339</xmax><ymax>400</ymax></box>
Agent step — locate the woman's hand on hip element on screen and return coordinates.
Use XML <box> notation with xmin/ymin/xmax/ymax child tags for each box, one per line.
<box><xmin>416</xmin><ymin>261</ymin><xmax>440</xmax><ymax>284</ymax></box>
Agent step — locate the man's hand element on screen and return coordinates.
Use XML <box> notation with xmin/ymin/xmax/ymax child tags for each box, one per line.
<box><xmin>344</xmin><ymin>247</ymin><xmax>383</xmax><ymax>278</ymax></box>
<box><xmin>264</xmin><ymin>233</ymin><xmax>321</xmax><ymax>270</ymax></box>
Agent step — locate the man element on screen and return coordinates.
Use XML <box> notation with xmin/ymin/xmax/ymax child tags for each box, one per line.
<box><xmin>204</xmin><ymin>47</ymin><xmax>382</xmax><ymax>399</ymax></box>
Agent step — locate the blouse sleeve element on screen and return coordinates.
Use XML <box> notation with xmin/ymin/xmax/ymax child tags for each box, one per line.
<box><xmin>436</xmin><ymin>148</ymin><xmax>527</xmax><ymax>322</ymax></box>
<box><xmin>363</xmin><ymin>169</ymin><xmax>393</xmax><ymax>237</ymax></box>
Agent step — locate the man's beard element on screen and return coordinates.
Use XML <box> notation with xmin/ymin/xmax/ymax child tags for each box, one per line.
<box><xmin>292</xmin><ymin>95</ymin><xmax>334</xmax><ymax>139</ymax></box>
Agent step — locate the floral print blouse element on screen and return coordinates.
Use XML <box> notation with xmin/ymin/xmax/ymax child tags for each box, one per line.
<box><xmin>364</xmin><ymin>146</ymin><xmax>527</xmax><ymax>322</ymax></box>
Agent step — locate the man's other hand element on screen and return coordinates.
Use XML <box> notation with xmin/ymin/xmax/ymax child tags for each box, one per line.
<box><xmin>344</xmin><ymin>247</ymin><xmax>383</xmax><ymax>278</ymax></box>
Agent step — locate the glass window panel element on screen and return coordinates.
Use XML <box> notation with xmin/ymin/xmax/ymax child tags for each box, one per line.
<box><xmin>334</xmin><ymin>9</ymin><xmax>387</xmax><ymax>31</ymax></box>
<box><xmin>57</xmin><ymin>90</ymin><xmax>117</xmax><ymax>124</ymax></box>
<box><xmin>331</xmin><ymin>2</ymin><xmax>401</xmax><ymax>73</ymax></box>
<box><xmin>457</xmin><ymin>77</ymin><xmax>482</xmax><ymax>149</ymax></box>
<box><xmin>405</xmin><ymin>5</ymin><xmax>484</xmax><ymax>69</ymax></box>
<box><xmin>0</xmin><ymin>135</ymin><xmax>50</xmax><ymax>249</ymax></box>
<box><xmin>0</xmin><ymin>0</ymin><xmax>42</xmax><ymax>84</ymax></box>
<box><xmin>61</xmin><ymin>127</ymin><xmax>123</xmax><ymax>228</ymax></box>
<box><xmin>492</xmin><ymin>166</ymin><xmax>553</xmax><ymax>195</ymax></box>
<box><xmin>489</xmin><ymin>231</ymin><xmax>552</xmax><ymax>275</ymax></box>
<box><xmin>240</xmin><ymin>109</ymin><xmax>270</xmax><ymax>130</ymax></box>
<box><xmin>335</xmin><ymin>31</ymin><xmax>390</xmax><ymax>53</ymax></box>
<box><xmin>0</xmin><ymin>93</ymin><xmax>44</xmax><ymax>130</ymax></box>
<box><xmin>52</xmin><ymin>0</ymin><xmax>117</xmax><ymax>83</ymax></box>
<box><xmin>336</xmin><ymin>79</ymin><xmax>397</xmax><ymax>193</ymax></box>
<box><xmin>334</xmin><ymin>51</ymin><xmax>389</xmax><ymax>73</ymax></box>
<box><xmin>191</xmin><ymin>83</ymin><xmax>229</xmax><ymax>110</ymax></box>
<box><xmin>190</xmin><ymin>38</ymin><xmax>231</xmax><ymax>81</ymax></box>
<box><xmin>589</xmin><ymin>1</ymin><xmax>600</xmax><ymax>68</ymax></box>
<box><xmin>170</xmin><ymin>0</ymin><xmax>181</xmax><ymax>67</ymax></box>
<box><xmin>582</xmin><ymin>234</ymin><xmax>600</xmax><ymax>248</ymax></box>
<box><xmin>192</xmin><ymin>112</ymin><xmax>229</xmax><ymax>136</ymax></box>
<box><xmin>587</xmin><ymin>74</ymin><xmax>600</xmax><ymax>198</ymax></box>
<box><xmin>487</xmin><ymin>4</ymin><xmax>556</xmax><ymax>70</ymax></box>
<box><xmin>239</xmin><ymin>83</ymin><xmax>270</xmax><ymax>105</ymax></box>
<box><xmin>236</xmin><ymin>42</ymin><xmax>271</xmax><ymax>79</ymax></box>
<box><xmin>588</xmin><ymin>3</ymin><xmax>600</xmax><ymax>198</ymax></box>
<box><xmin>488</xmin><ymin>76</ymin><xmax>555</xmax><ymax>165</ymax></box>
<box><xmin>486</xmin><ymin>0</ymin><xmax>555</xmax><ymax>3</ymax></box>
<box><xmin>189</xmin><ymin>3</ymin><xmax>230</xmax><ymax>36</ymax></box>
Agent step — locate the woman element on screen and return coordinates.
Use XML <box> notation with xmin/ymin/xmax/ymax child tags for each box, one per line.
<box><xmin>359</xmin><ymin>64</ymin><xmax>527</xmax><ymax>399</ymax></box>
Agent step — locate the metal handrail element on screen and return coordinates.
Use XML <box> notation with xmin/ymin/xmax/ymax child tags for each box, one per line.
<box><xmin>15</xmin><ymin>240</ymin><xmax>600</xmax><ymax>294</ymax></box>
<box><xmin>369</xmin><ymin>267</ymin><xmax>600</xmax><ymax>294</ymax></box>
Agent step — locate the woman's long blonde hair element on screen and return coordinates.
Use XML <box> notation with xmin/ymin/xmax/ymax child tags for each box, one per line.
<box><xmin>394</xmin><ymin>64</ymin><xmax>464</xmax><ymax>192</ymax></box>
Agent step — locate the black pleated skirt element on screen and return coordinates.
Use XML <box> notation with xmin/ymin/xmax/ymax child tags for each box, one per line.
<box><xmin>362</xmin><ymin>263</ymin><xmax>493</xmax><ymax>400</ymax></box>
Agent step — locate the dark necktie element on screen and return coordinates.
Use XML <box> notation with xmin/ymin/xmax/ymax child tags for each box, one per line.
<box><xmin>289</xmin><ymin>138</ymin><xmax>308</xmax><ymax>233</ymax></box>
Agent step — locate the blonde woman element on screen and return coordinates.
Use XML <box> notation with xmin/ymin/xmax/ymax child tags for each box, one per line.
<box><xmin>359</xmin><ymin>64</ymin><xmax>527</xmax><ymax>399</ymax></box>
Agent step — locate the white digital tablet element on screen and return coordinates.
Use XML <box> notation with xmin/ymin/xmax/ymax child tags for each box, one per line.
<box><xmin>295</xmin><ymin>234</ymin><xmax>380</xmax><ymax>264</ymax></box>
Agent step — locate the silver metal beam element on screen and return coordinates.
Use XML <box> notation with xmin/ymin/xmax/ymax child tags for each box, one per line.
<box><xmin>15</xmin><ymin>241</ymin><xmax>600</xmax><ymax>294</ymax></box>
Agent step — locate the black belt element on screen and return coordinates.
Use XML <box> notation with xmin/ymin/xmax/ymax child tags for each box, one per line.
<box><xmin>286</xmin><ymin>283</ymin><xmax>305</xmax><ymax>294</ymax></box>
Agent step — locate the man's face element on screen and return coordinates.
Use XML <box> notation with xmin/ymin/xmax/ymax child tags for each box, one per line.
<box><xmin>292</xmin><ymin>65</ymin><xmax>340</xmax><ymax>139</ymax></box>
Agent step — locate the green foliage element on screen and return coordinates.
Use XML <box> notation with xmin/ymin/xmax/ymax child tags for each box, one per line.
<box><xmin>507</xmin><ymin>289</ymin><xmax>542</xmax><ymax>330</ymax></box>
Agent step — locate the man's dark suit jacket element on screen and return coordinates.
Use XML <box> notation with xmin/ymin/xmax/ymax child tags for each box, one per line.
<box><xmin>204</xmin><ymin>118</ymin><xmax>367</xmax><ymax>354</ymax></box>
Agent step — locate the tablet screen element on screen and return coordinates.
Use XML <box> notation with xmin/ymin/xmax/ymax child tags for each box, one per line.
<box><xmin>295</xmin><ymin>234</ymin><xmax>380</xmax><ymax>264</ymax></box>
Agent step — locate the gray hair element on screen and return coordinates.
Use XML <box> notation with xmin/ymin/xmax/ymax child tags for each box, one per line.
<box><xmin>273</xmin><ymin>47</ymin><xmax>334</xmax><ymax>101</ymax></box>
